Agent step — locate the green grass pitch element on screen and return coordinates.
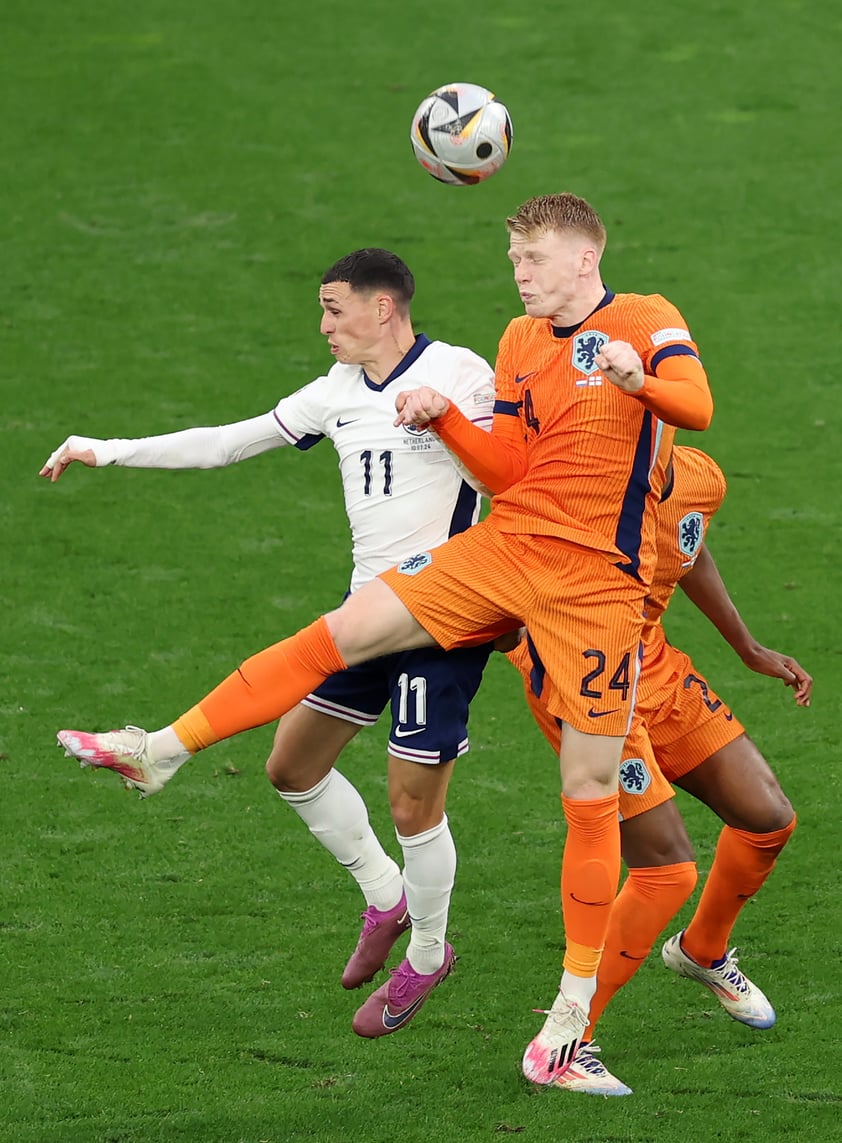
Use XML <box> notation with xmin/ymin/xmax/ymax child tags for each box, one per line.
<box><xmin>1</xmin><ymin>1</ymin><xmax>840</xmax><ymax>1140</ymax></box>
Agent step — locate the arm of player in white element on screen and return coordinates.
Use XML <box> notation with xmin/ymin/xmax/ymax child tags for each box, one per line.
<box><xmin>39</xmin><ymin>412</ymin><xmax>286</xmax><ymax>482</ymax></box>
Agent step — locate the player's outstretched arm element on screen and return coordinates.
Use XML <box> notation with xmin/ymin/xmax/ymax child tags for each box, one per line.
<box><xmin>395</xmin><ymin>387</ymin><xmax>526</xmax><ymax>495</ymax></box>
<box><xmin>39</xmin><ymin>437</ymin><xmax>99</xmax><ymax>481</ymax></box>
<box><xmin>39</xmin><ymin>413</ymin><xmax>286</xmax><ymax>482</ymax></box>
<box><xmin>394</xmin><ymin>386</ymin><xmax>451</xmax><ymax>426</ymax></box>
<box><xmin>679</xmin><ymin>545</ymin><xmax>813</xmax><ymax>706</ymax></box>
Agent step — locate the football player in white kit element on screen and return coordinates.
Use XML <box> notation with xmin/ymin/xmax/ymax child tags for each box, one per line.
<box><xmin>41</xmin><ymin>248</ymin><xmax>497</xmax><ymax>1037</ymax></box>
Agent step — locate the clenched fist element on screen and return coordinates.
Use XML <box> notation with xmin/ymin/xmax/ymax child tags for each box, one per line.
<box><xmin>394</xmin><ymin>386</ymin><xmax>451</xmax><ymax>428</ymax></box>
<box><xmin>595</xmin><ymin>340</ymin><xmax>645</xmax><ymax>394</ymax></box>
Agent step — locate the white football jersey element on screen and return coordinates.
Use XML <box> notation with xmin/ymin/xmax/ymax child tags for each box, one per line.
<box><xmin>46</xmin><ymin>335</ymin><xmax>495</xmax><ymax>594</ymax></box>
<box><xmin>273</xmin><ymin>335</ymin><xmax>494</xmax><ymax>590</ymax></box>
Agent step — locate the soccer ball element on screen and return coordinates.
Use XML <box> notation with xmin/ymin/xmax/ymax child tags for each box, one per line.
<box><xmin>410</xmin><ymin>83</ymin><xmax>513</xmax><ymax>187</ymax></box>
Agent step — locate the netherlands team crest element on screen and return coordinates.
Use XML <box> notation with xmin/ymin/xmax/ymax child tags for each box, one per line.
<box><xmin>397</xmin><ymin>551</ymin><xmax>433</xmax><ymax>575</ymax></box>
<box><xmin>572</xmin><ymin>330</ymin><xmax>608</xmax><ymax>375</ymax></box>
<box><xmin>678</xmin><ymin>511</ymin><xmax>704</xmax><ymax>558</ymax></box>
<box><xmin>619</xmin><ymin>758</ymin><xmax>651</xmax><ymax>795</ymax></box>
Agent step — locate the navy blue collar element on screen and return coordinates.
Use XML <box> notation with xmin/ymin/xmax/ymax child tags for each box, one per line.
<box><xmin>551</xmin><ymin>287</ymin><xmax>615</xmax><ymax>339</ymax></box>
<box><xmin>363</xmin><ymin>333</ymin><xmax>432</xmax><ymax>391</ymax></box>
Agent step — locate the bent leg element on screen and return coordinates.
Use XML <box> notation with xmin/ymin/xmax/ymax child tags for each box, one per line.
<box><xmin>388</xmin><ymin>754</ymin><xmax>456</xmax><ymax>975</ymax></box>
<box><xmin>674</xmin><ymin>733</ymin><xmax>794</xmax><ymax>832</ymax></box>
<box><xmin>173</xmin><ymin>581</ymin><xmax>434</xmax><ymax>751</ymax></box>
<box><xmin>586</xmin><ymin>802</ymin><xmax>697</xmax><ymax>1038</ymax></box>
<box><xmin>558</xmin><ymin>725</ymin><xmax>625</xmax><ymax>1008</ymax></box>
<box><xmin>675</xmin><ymin>735</ymin><xmax>796</xmax><ymax>966</ymax></box>
<box><xmin>267</xmin><ymin>704</ymin><xmax>403</xmax><ymax>912</ymax></box>
<box><xmin>266</xmin><ymin>703</ymin><xmax>360</xmax><ymax>792</ymax></box>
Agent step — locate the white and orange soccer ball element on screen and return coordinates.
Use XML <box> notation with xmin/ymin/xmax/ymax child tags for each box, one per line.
<box><xmin>409</xmin><ymin>82</ymin><xmax>513</xmax><ymax>186</ymax></box>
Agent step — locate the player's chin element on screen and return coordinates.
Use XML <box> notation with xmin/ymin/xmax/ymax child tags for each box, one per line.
<box><xmin>520</xmin><ymin>296</ymin><xmax>549</xmax><ymax>317</ymax></box>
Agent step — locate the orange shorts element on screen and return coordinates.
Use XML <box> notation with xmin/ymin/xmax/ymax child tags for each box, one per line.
<box><xmin>636</xmin><ymin>639</ymin><xmax>745</xmax><ymax>781</ymax></box>
<box><xmin>379</xmin><ymin>517</ymin><xmax>646</xmax><ymax>737</ymax></box>
<box><xmin>507</xmin><ymin>643</ymin><xmax>674</xmax><ymax>821</ymax></box>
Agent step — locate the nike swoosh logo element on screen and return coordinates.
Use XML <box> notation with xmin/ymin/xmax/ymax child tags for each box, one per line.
<box><xmin>587</xmin><ymin>707</ymin><xmax>620</xmax><ymax>719</ymax></box>
<box><xmin>514</xmin><ymin>371</ymin><xmax>537</xmax><ymax>384</ymax></box>
<box><xmin>335</xmin><ymin>417</ymin><xmax>359</xmax><ymax>427</ymax></box>
<box><xmin>393</xmin><ymin>727</ymin><xmax>424</xmax><ymax>738</ymax></box>
<box><xmin>569</xmin><ymin>892</ymin><xmax>611</xmax><ymax>906</ymax></box>
<box><xmin>382</xmin><ymin>995</ymin><xmax>427</xmax><ymax>1030</ymax></box>
<box><xmin>619</xmin><ymin>950</ymin><xmax>646</xmax><ymax>961</ymax></box>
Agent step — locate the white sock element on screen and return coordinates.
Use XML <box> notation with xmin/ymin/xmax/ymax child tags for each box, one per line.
<box><xmin>398</xmin><ymin>814</ymin><xmax>456</xmax><ymax>975</ymax></box>
<box><xmin>558</xmin><ymin>970</ymin><xmax>597</xmax><ymax>1011</ymax></box>
<box><xmin>278</xmin><ymin>770</ymin><xmax>403</xmax><ymax>911</ymax></box>
<box><xmin>147</xmin><ymin>727</ymin><xmax>191</xmax><ymax>770</ymax></box>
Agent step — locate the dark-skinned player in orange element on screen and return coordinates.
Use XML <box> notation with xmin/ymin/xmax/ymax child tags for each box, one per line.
<box><xmin>506</xmin><ymin>445</ymin><xmax>809</xmax><ymax>1094</ymax></box>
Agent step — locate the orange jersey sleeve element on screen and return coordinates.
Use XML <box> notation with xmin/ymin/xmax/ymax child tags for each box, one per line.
<box><xmin>642</xmin><ymin>445</ymin><xmax>727</xmax><ymax>646</ymax></box>
<box><xmin>633</xmin><ymin>354</ymin><xmax>712</xmax><ymax>430</ymax></box>
<box><xmin>432</xmin><ymin>401</ymin><xmax>527</xmax><ymax>495</ymax></box>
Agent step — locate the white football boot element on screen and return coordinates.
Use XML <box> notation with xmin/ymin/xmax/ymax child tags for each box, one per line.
<box><xmin>662</xmin><ymin>931</ymin><xmax>776</xmax><ymax>1029</ymax></box>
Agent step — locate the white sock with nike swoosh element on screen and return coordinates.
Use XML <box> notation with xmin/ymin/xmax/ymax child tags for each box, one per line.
<box><xmin>398</xmin><ymin>813</ymin><xmax>456</xmax><ymax>975</ymax></box>
<box><xmin>278</xmin><ymin>769</ymin><xmax>403</xmax><ymax>911</ymax></box>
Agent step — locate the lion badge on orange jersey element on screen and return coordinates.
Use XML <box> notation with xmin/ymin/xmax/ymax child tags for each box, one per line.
<box><xmin>678</xmin><ymin>511</ymin><xmax>704</xmax><ymax>560</ymax></box>
<box><xmin>619</xmin><ymin>758</ymin><xmax>651</xmax><ymax>794</ymax></box>
<box><xmin>572</xmin><ymin>330</ymin><xmax>608</xmax><ymax>386</ymax></box>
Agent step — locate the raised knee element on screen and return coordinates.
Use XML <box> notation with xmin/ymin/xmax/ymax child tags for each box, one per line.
<box><xmin>676</xmin><ymin>860</ymin><xmax>699</xmax><ymax>899</ymax></box>
<box><xmin>770</xmin><ymin>790</ymin><xmax>796</xmax><ymax>832</ymax></box>
<box><xmin>753</xmin><ymin>779</ymin><xmax>795</xmax><ymax>833</ymax></box>
<box><xmin>265</xmin><ymin>751</ymin><xmax>285</xmax><ymax>790</ymax></box>
<box><xmin>391</xmin><ymin>794</ymin><xmax>443</xmax><ymax>838</ymax></box>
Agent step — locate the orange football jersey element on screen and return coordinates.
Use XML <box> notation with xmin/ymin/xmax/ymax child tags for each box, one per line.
<box><xmin>642</xmin><ymin>445</ymin><xmax>728</xmax><ymax>652</ymax></box>
<box><xmin>487</xmin><ymin>291</ymin><xmax>709</xmax><ymax>586</ymax></box>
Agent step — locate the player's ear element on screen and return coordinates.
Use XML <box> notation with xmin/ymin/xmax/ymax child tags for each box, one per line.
<box><xmin>579</xmin><ymin>245</ymin><xmax>599</xmax><ymax>276</ymax></box>
<box><xmin>377</xmin><ymin>293</ymin><xmax>395</xmax><ymax>323</ymax></box>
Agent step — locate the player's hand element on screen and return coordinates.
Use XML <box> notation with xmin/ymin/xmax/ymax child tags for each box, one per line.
<box><xmin>492</xmin><ymin>626</ymin><xmax>526</xmax><ymax>653</ymax></box>
<box><xmin>394</xmin><ymin>387</ymin><xmax>450</xmax><ymax>427</ymax></box>
<box><xmin>595</xmin><ymin>340</ymin><xmax>645</xmax><ymax>394</ymax></box>
<box><xmin>741</xmin><ymin>644</ymin><xmax>813</xmax><ymax>707</ymax></box>
<box><xmin>39</xmin><ymin>436</ymin><xmax>99</xmax><ymax>482</ymax></box>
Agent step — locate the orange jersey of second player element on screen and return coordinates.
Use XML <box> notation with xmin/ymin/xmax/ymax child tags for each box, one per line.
<box><xmin>489</xmin><ymin>291</ymin><xmax>709</xmax><ymax>585</ymax></box>
<box><xmin>642</xmin><ymin>445</ymin><xmax>728</xmax><ymax>658</ymax></box>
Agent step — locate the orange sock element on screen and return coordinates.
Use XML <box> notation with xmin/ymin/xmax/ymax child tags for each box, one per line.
<box><xmin>173</xmin><ymin>616</ymin><xmax>347</xmax><ymax>752</ymax></box>
<box><xmin>682</xmin><ymin>816</ymin><xmax>796</xmax><ymax>967</ymax></box>
<box><xmin>560</xmin><ymin>793</ymin><xmax>621</xmax><ymax>979</ymax></box>
<box><xmin>585</xmin><ymin>862</ymin><xmax>697</xmax><ymax>1039</ymax></box>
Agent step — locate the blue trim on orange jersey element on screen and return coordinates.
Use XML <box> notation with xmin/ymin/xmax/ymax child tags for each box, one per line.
<box><xmin>493</xmin><ymin>399</ymin><xmax>522</xmax><ymax>415</ymax></box>
<box><xmin>613</xmin><ymin>410</ymin><xmax>656</xmax><ymax>580</ymax></box>
<box><xmin>449</xmin><ymin>480</ymin><xmax>481</xmax><ymax>537</ymax></box>
<box><xmin>660</xmin><ymin>458</ymin><xmax>675</xmax><ymax>503</ymax></box>
<box><xmin>551</xmin><ymin>286</ymin><xmax>615</xmax><ymax>339</ymax></box>
<box><xmin>363</xmin><ymin>334</ymin><xmax>432</xmax><ymax>392</ymax></box>
<box><xmin>651</xmin><ymin>344</ymin><xmax>699</xmax><ymax>373</ymax></box>
<box><xmin>525</xmin><ymin>631</ymin><xmax>546</xmax><ymax>699</ymax></box>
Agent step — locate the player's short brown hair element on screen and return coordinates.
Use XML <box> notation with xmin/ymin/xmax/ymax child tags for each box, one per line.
<box><xmin>506</xmin><ymin>193</ymin><xmax>606</xmax><ymax>251</ymax></box>
<box><xmin>322</xmin><ymin>249</ymin><xmax>415</xmax><ymax>315</ymax></box>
